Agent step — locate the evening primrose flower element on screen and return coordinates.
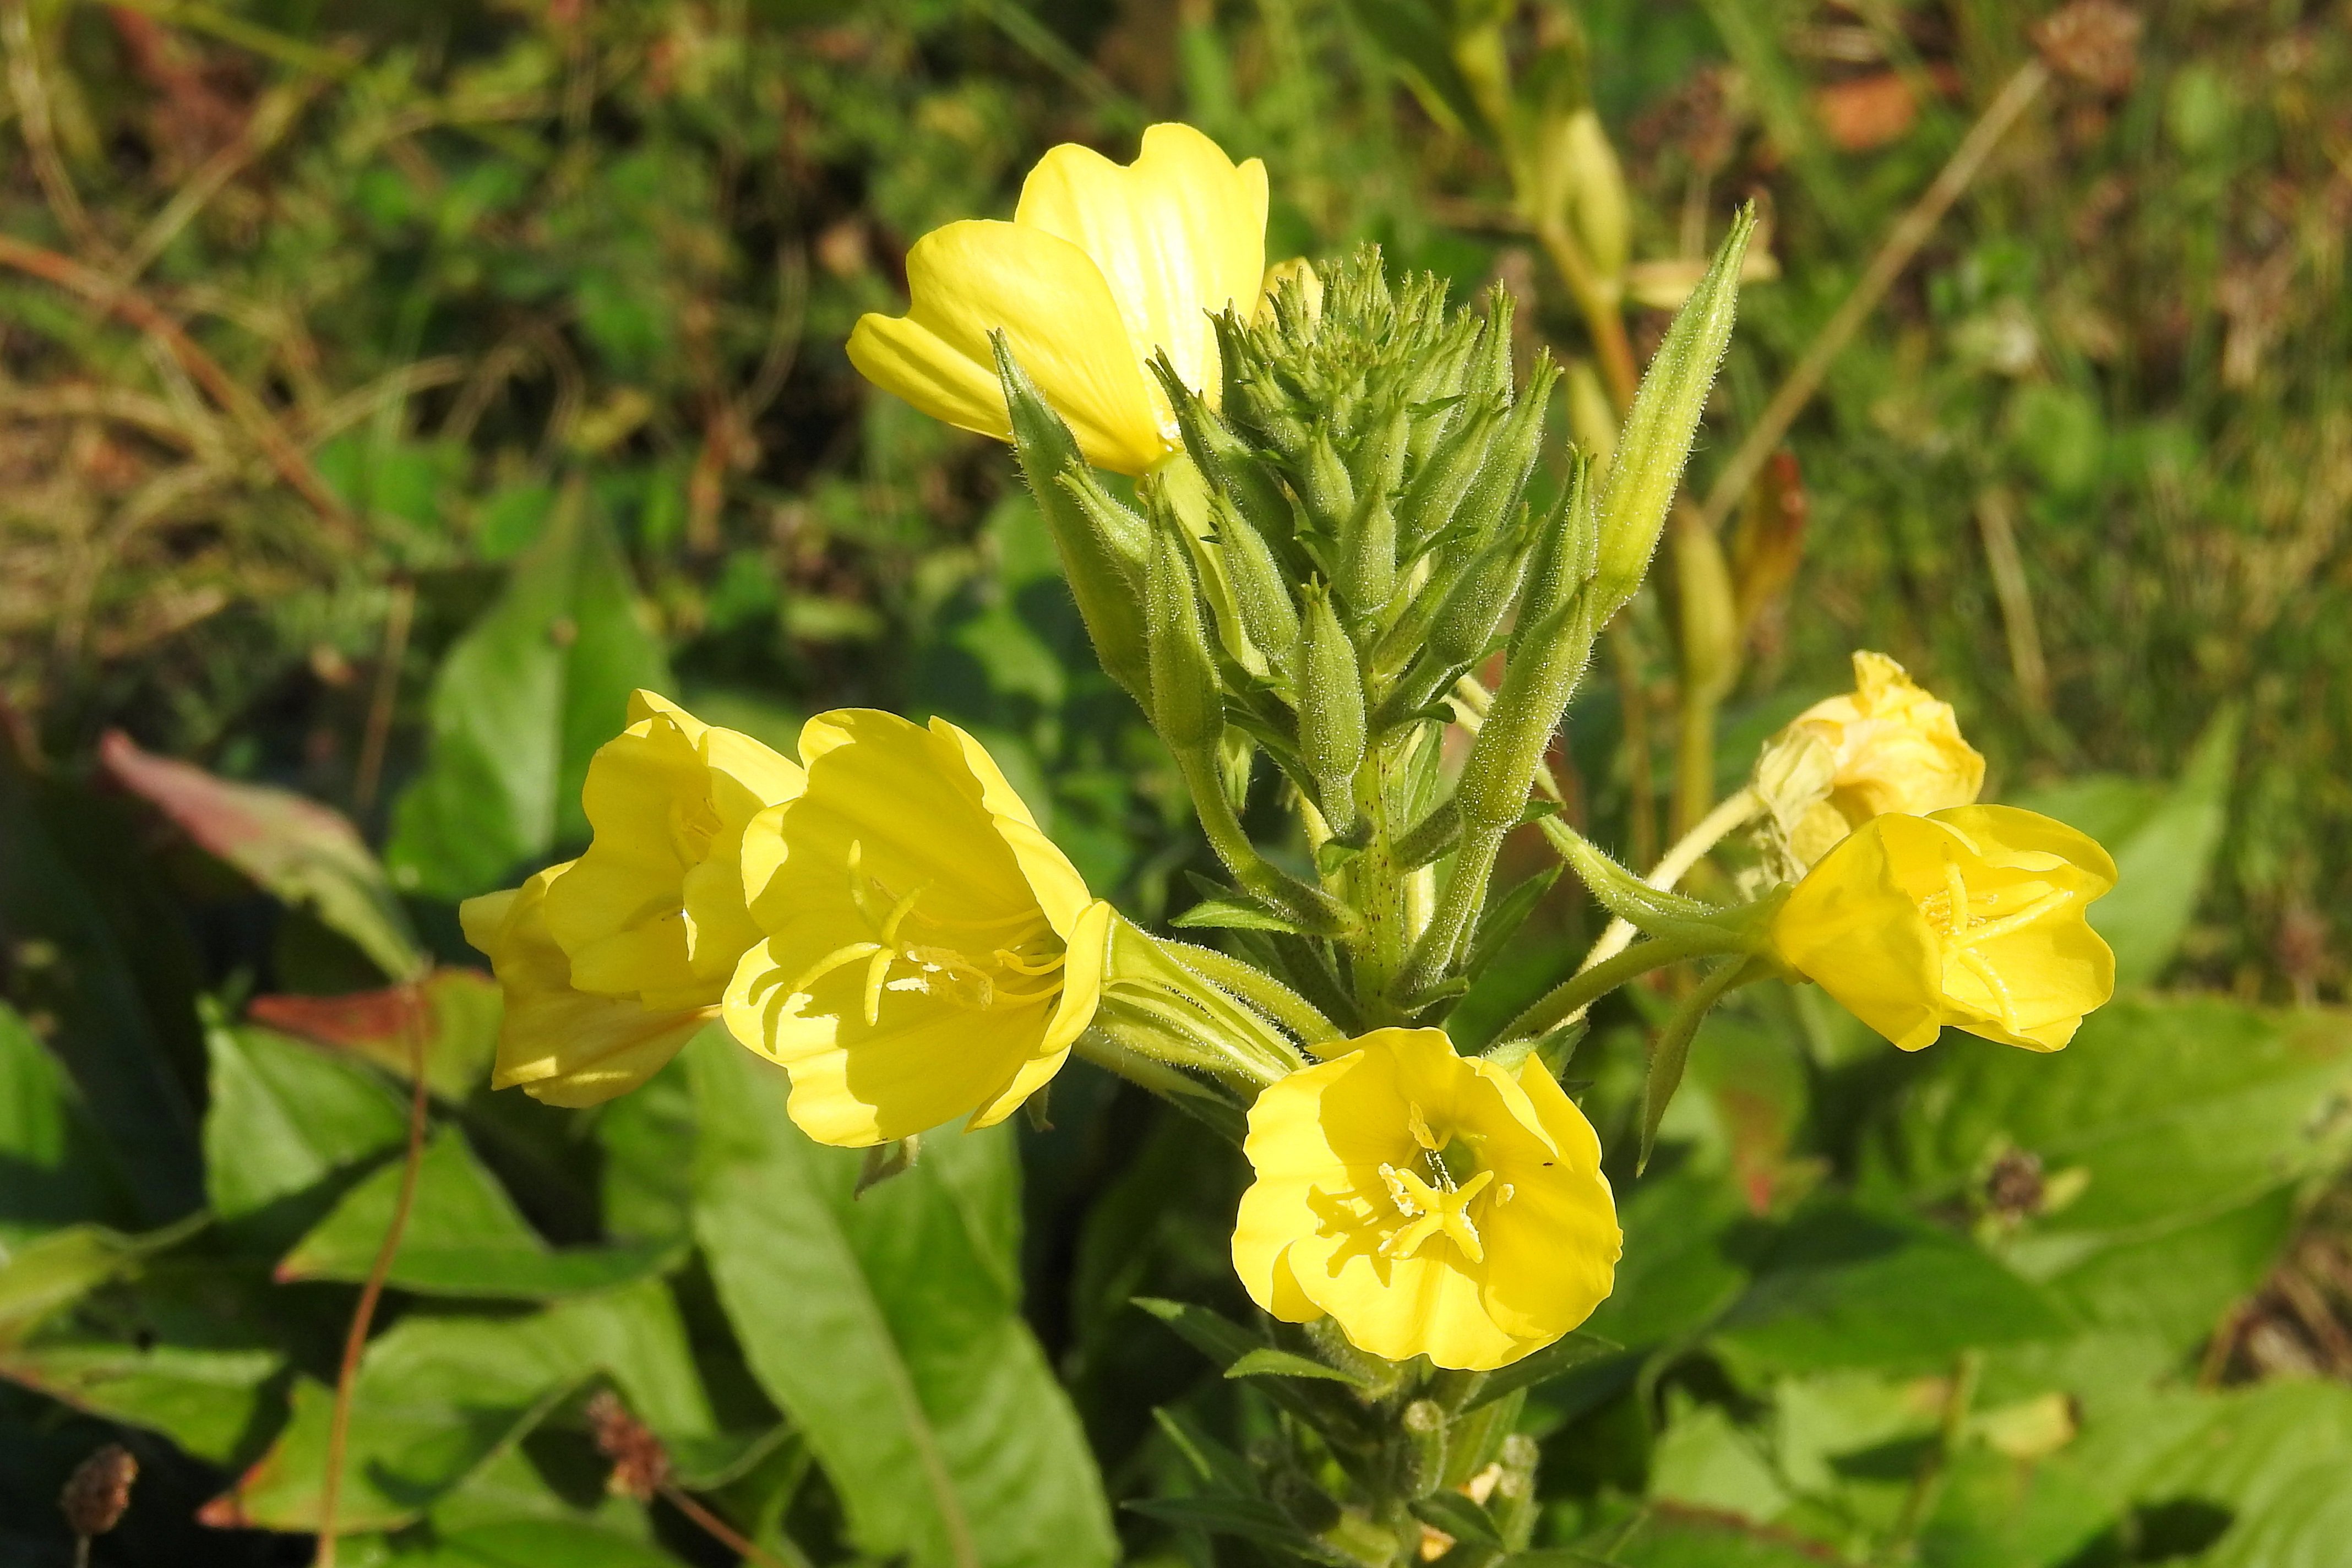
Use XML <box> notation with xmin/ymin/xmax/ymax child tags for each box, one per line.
<box><xmin>1755</xmin><ymin>651</ymin><xmax>1985</xmax><ymax>869</ymax></box>
<box><xmin>461</xmin><ymin>692</ymin><xmax>804</xmax><ymax>1105</ymax></box>
<box><xmin>1233</xmin><ymin>1028</ymin><xmax>1619</xmax><ymax>1371</ymax></box>
<box><xmin>1771</xmin><ymin>805</ymin><xmax>2116</xmax><ymax>1053</ymax></box>
<box><xmin>723</xmin><ymin>710</ymin><xmax>1114</xmax><ymax>1147</ymax></box>
<box><xmin>847</xmin><ymin>122</ymin><xmax>1268</xmax><ymax>476</ymax></box>
<box><xmin>541</xmin><ymin>690</ymin><xmax>807</xmax><ymax>1009</ymax></box>
<box><xmin>460</xmin><ymin>865</ymin><xmax>714</xmax><ymax>1107</ymax></box>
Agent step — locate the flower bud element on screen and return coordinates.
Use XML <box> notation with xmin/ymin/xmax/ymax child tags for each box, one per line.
<box><xmin>1146</xmin><ymin>519</ymin><xmax>1226</xmax><ymax>756</ymax></box>
<box><xmin>1396</xmin><ymin>401</ymin><xmax>1499</xmax><ymax>557</ymax></box>
<box><xmin>1591</xmin><ymin>209</ymin><xmax>1755</xmax><ymax>616</ymax></box>
<box><xmin>1451</xmin><ymin>360</ymin><xmax>1557</xmax><ymax>553</ymax></box>
<box><xmin>1560</xmin><ymin>107</ymin><xmax>1631</xmax><ymax>285</ymax></box>
<box><xmin>1337</xmin><ymin>487</ymin><xmax>1398</xmax><ymax>616</ymax></box>
<box><xmin>1259</xmin><ymin>256</ymin><xmax>1324</xmax><ymax>328</ymax></box>
<box><xmin>1150</xmin><ymin>352</ymin><xmax>1297</xmax><ymax>554</ymax></box>
<box><xmin>998</xmin><ymin>337</ymin><xmax>1151</xmax><ymax>700</ymax></box>
<box><xmin>1211</xmin><ymin>492</ymin><xmax>1301</xmax><ymax>683</ymax></box>
<box><xmin>1301</xmin><ymin>425</ymin><xmax>1357</xmax><ymax>538</ymax></box>
<box><xmin>1297</xmin><ymin>585</ymin><xmax>1366</xmax><ymax>830</ymax></box>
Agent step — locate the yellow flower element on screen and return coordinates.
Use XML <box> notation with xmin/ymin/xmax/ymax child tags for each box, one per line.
<box><xmin>847</xmin><ymin>122</ymin><xmax>1268</xmax><ymax>476</ymax></box>
<box><xmin>1233</xmin><ymin>1028</ymin><xmax>1620</xmax><ymax>1371</ymax></box>
<box><xmin>1771</xmin><ymin>806</ymin><xmax>2117</xmax><ymax>1053</ymax></box>
<box><xmin>459</xmin><ymin>692</ymin><xmax>803</xmax><ymax>1106</ymax></box>
<box><xmin>1756</xmin><ymin>651</ymin><xmax>1986</xmax><ymax>868</ymax></box>
<box><xmin>460</xmin><ymin>865</ymin><xmax>714</xmax><ymax>1107</ymax></box>
<box><xmin>723</xmin><ymin>710</ymin><xmax>1114</xmax><ymax>1147</ymax></box>
<box><xmin>540</xmin><ymin>690</ymin><xmax>807</xmax><ymax>1009</ymax></box>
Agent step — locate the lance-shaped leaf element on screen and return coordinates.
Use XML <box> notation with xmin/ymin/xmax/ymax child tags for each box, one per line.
<box><xmin>689</xmin><ymin>1038</ymin><xmax>1115</xmax><ymax>1568</ymax></box>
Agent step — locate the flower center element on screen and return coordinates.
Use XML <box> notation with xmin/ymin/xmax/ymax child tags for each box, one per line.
<box><xmin>1920</xmin><ymin>860</ymin><xmax>2077</xmax><ymax>1031</ymax></box>
<box><xmin>1373</xmin><ymin>1103</ymin><xmax>1513</xmax><ymax>1264</ymax></box>
<box><xmin>781</xmin><ymin>840</ymin><xmax>1064</xmax><ymax>1026</ymax></box>
<box><xmin>667</xmin><ymin>792</ymin><xmax>722</xmax><ymax>868</ymax></box>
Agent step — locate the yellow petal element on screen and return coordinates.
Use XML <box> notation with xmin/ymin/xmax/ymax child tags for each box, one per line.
<box><xmin>1773</xmin><ymin>818</ymin><xmax>1946</xmax><ymax>1050</ymax></box>
<box><xmin>847</xmin><ymin>219</ymin><xmax>1166</xmax><ymax>475</ymax></box>
<box><xmin>1015</xmin><ymin>123</ymin><xmax>1268</xmax><ymax>406</ymax></box>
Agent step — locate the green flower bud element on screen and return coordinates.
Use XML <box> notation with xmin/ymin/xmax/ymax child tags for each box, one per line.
<box><xmin>1150</xmin><ymin>352</ymin><xmax>1297</xmax><ymax>557</ymax></box>
<box><xmin>1212</xmin><ymin>492</ymin><xmax>1302</xmax><ymax>684</ymax></box>
<box><xmin>1300</xmin><ymin>426</ymin><xmax>1357</xmax><ymax>538</ymax></box>
<box><xmin>1347</xmin><ymin>400</ymin><xmax>1412</xmax><ymax>502</ymax></box>
<box><xmin>996</xmin><ymin>335</ymin><xmax>1150</xmax><ymax>701</ymax></box>
<box><xmin>1336</xmin><ymin>486</ymin><xmax>1398</xmax><ymax>617</ymax></box>
<box><xmin>1467</xmin><ymin>285</ymin><xmax>1515</xmax><ymax>405</ymax></box>
<box><xmin>1592</xmin><ymin>208</ymin><xmax>1755</xmax><ymax>616</ymax></box>
<box><xmin>1297</xmin><ymin>584</ymin><xmax>1365</xmax><ymax>830</ymax></box>
<box><xmin>1146</xmin><ymin>519</ymin><xmax>1224</xmax><ymax>756</ymax></box>
<box><xmin>1449</xmin><ymin>358</ymin><xmax>1558</xmax><ymax>554</ymax></box>
<box><xmin>1396</xmin><ymin>401</ymin><xmax>1499</xmax><ymax>557</ymax></box>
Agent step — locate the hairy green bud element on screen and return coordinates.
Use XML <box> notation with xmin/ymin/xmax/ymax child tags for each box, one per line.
<box><xmin>1297</xmin><ymin>585</ymin><xmax>1365</xmax><ymax>831</ymax></box>
<box><xmin>997</xmin><ymin>336</ymin><xmax>1150</xmax><ymax>701</ymax></box>
<box><xmin>1591</xmin><ymin>207</ymin><xmax>1754</xmax><ymax>614</ymax></box>
<box><xmin>1145</xmin><ymin>519</ymin><xmax>1224</xmax><ymax>757</ymax></box>
<box><xmin>1212</xmin><ymin>492</ymin><xmax>1302</xmax><ymax>684</ymax></box>
<box><xmin>1300</xmin><ymin>426</ymin><xmax>1357</xmax><ymax>539</ymax></box>
<box><xmin>1336</xmin><ymin>487</ymin><xmax>1398</xmax><ymax>616</ymax></box>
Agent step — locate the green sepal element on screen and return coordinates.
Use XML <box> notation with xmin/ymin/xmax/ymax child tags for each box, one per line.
<box><xmin>1296</xmin><ymin>584</ymin><xmax>1366</xmax><ymax>829</ymax></box>
<box><xmin>997</xmin><ymin>335</ymin><xmax>1152</xmax><ymax>701</ymax></box>
<box><xmin>1396</xmin><ymin>400</ymin><xmax>1498</xmax><ymax>557</ymax></box>
<box><xmin>1144</xmin><ymin>516</ymin><xmax>1225</xmax><ymax>755</ymax></box>
<box><xmin>1152</xmin><ymin>347</ymin><xmax>1299</xmax><ymax>559</ymax></box>
<box><xmin>1637</xmin><ymin>955</ymin><xmax>1766</xmax><ymax>1173</ymax></box>
<box><xmin>1336</xmin><ymin>487</ymin><xmax>1399</xmax><ymax>618</ymax></box>
<box><xmin>1172</xmin><ymin>886</ymin><xmax>1319</xmax><ymax>936</ymax></box>
<box><xmin>1211</xmin><ymin>492</ymin><xmax>1302</xmax><ymax>685</ymax></box>
<box><xmin>1300</xmin><ymin>425</ymin><xmax>1357</xmax><ymax>538</ymax></box>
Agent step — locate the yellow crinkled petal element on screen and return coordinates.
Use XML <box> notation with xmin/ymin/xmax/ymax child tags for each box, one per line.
<box><xmin>1285</xmin><ymin>1227</ymin><xmax>1536</xmax><ymax>1370</ymax></box>
<box><xmin>846</xmin><ymin>219</ymin><xmax>1166</xmax><ymax>475</ymax></box>
<box><xmin>724</xmin><ymin>938</ymin><xmax>1060</xmax><ymax>1146</ymax></box>
<box><xmin>463</xmin><ymin>865</ymin><xmax>710</xmax><ymax>1107</ymax></box>
<box><xmin>1015</xmin><ymin>123</ymin><xmax>1268</xmax><ymax>408</ymax></box>
<box><xmin>1476</xmin><ymin>1063</ymin><xmax>1620</xmax><ymax>1342</ymax></box>
<box><xmin>1773</xmin><ymin>817</ymin><xmax>1947</xmax><ymax>1050</ymax></box>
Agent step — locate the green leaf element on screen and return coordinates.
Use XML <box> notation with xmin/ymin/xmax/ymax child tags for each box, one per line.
<box><xmin>1581</xmin><ymin>1165</ymin><xmax>1751</xmax><ymax>1353</ymax></box>
<box><xmin>244</xmin><ymin>967</ymin><xmax>505</xmax><ymax>1101</ymax></box>
<box><xmin>1170</xmin><ymin>889</ymin><xmax>1316</xmax><ymax>934</ymax></box>
<box><xmin>388</xmin><ymin>483</ymin><xmax>672</xmax><ymax>900</ymax></box>
<box><xmin>1876</xmin><ymin>996</ymin><xmax>2352</xmax><ymax>1240</ymax></box>
<box><xmin>1711</xmin><ymin>1200</ymin><xmax>2068</xmax><ymax>1376</ymax></box>
<box><xmin>99</xmin><ymin>730</ymin><xmax>424</xmax><ymax>981</ymax></box>
<box><xmin>210</xmin><ymin>1278</ymin><xmax>712</xmax><ymax>1533</ymax></box>
<box><xmin>0</xmin><ymin>1342</ymin><xmax>281</xmax><ymax>1465</ymax></box>
<box><xmin>1224</xmin><ymin>1347</ymin><xmax>1376</xmax><ymax>1387</ymax></box>
<box><xmin>0</xmin><ymin>1216</ymin><xmax>207</xmax><ymax>1346</ymax></box>
<box><xmin>1562</xmin><ymin>1507</ymin><xmax>1841</xmax><ymax>1566</ymax></box>
<box><xmin>388</xmin><ymin>1519</ymin><xmax>693</xmax><ymax>1567</ymax></box>
<box><xmin>1467</xmin><ymin>1331</ymin><xmax>1621</xmax><ymax>1409</ymax></box>
<box><xmin>2013</xmin><ymin>709</ymin><xmax>2238</xmax><ymax>989</ymax></box>
<box><xmin>0</xmin><ymin>1003</ymin><xmax>129</xmax><ymax>1242</ymax></box>
<box><xmin>204</xmin><ymin>1020</ymin><xmax>407</xmax><ymax>1235</ymax></box>
<box><xmin>1412</xmin><ymin>1489</ymin><xmax>1504</xmax><ymax>1547</ymax></box>
<box><xmin>1123</xmin><ymin>1494</ymin><xmax>1336</xmax><ymax>1559</ymax></box>
<box><xmin>0</xmin><ymin>750</ymin><xmax>204</xmax><ymax>1223</ymax></box>
<box><xmin>688</xmin><ymin>1037</ymin><xmax>1116</xmax><ymax>1568</ymax></box>
<box><xmin>2133</xmin><ymin>1382</ymin><xmax>2352</xmax><ymax>1568</ymax></box>
<box><xmin>277</xmin><ymin>1128</ymin><xmax>680</xmax><ymax>1297</ymax></box>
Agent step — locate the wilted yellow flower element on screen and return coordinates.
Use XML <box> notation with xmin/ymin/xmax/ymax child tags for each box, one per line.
<box><xmin>460</xmin><ymin>692</ymin><xmax>803</xmax><ymax>1106</ymax></box>
<box><xmin>1756</xmin><ymin>651</ymin><xmax>1985</xmax><ymax>869</ymax></box>
<box><xmin>1233</xmin><ymin>1028</ymin><xmax>1620</xmax><ymax>1371</ymax></box>
<box><xmin>1771</xmin><ymin>805</ymin><xmax>2117</xmax><ymax>1053</ymax></box>
<box><xmin>847</xmin><ymin>122</ymin><xmax>1268</xmax><ymax>476</ymax></box>
<box><xmin>460</xmin><ymin>866</ymin><xmax>714</xmax><ymax>1107</ymax></box>
<box><xmin>541</xmin><ymin>690</ymin><xmax>807</xmax><ymax>1009</ymax></box>
<box><xmin>723</xmin><ymin>710</ymin><xmax>1114</xmax><ymax>1147</ymax></box>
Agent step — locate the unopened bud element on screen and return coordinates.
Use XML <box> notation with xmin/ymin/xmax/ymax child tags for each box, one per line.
<box><xmin>1146</xmin><ymin>521</ymin><xmax>1225</xmax><ymax>756</ymax></box>
<box><xmin>1151</xmin><ymin>352</ymin><xmax>1297</xmax><ymax>553</ymax></box>
<box><xmin>1561</xmin><ymin>108</ymin><xmax>1631</xmax><ymax>285</ymax></box>
<box><xmin>1258</xmin><ymin>257</ymin><xmax>1324</xmax><ymax>329</ymax></box>
<box><xmin>1453</xmin><ymin>360</ymin><xmax>1558</xmax><ymax>551</ymax></box>
<box><xmin>1396</xmin><ymin>402</ymin><xmax>1498</xmax><ymax>557</ymax></box>
<box><xmin>1401</xmin><ymin>1398</ymin><xmax>1450</xmax><ymax>1499</ymax></box>
<box><xmin>1673</xmin><ymin>508</ymin><xmax>1740</xmax><ymax>707</ymax></box>
<box><xmin>1337</xmin><ymin>488</ymin><xmax>1398</xmax><ymax>616</ymax></box>
<box><xmin>1592</xmin><ymin>209</ymin><xmax>1754</xmax><ymax>615</ymax></box>
<box><xmin>1211</xmin><ymin>493</ymin><xmax>1301</xmax><ymax>683</ymax></box>
<box><xmin>998</xmin><ymin>337</ymin><xmax>1150</xmax><ymax>701</ymax></box>
<box><xmin>1297</xmin><ymin>586</ymin><xmax>1366</xmax><ymax>830</ymax></box>
<box><xmin>1300</xmin><ymin>426</ymin><xmax>1356</xmax><ymax>539</ymax></box>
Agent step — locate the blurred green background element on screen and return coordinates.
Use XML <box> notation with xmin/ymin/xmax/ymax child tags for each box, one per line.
<box><xmin>7</xmin><ymin>1</ymin><xmax>2352</xmax><ymax>1564</ymax></box>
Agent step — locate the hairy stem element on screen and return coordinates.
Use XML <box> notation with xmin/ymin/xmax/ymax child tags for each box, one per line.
<box><xmin>1572</xmin><ymin>787</ymin><xmax>1763</xmax><ymax>974</ymax></box>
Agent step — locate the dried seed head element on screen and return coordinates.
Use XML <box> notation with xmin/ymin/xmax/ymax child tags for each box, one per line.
<box><xmin>586</xmin><ymin>1390</ymin><xmax>669</xmax><ymax>1502</ymax></box>
<box><xmin>2031</xmin><ymin>1</ymin><xmax>2143</xmax><ymax>96</ymax></box>
<box><xmin>1984</xmin><ymin>1148</ymin><xmax>2047</xmax><ymax>1222</ymax></box>
<box><xmin>59</xmin><ymin>1444</ymin><xmax>137</xmax><ymax>1538</ymax></box>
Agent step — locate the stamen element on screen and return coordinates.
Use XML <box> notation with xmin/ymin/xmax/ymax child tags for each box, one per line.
<box><xmin>1959</xmin><ymin>948</ymin><xmax>2024</xmax><ymax>1032</ymax></box>
<box><xmin>1942</xmin><ymin>862</ymin><xmax>1972</xmax><ymax>938</ymax></box>
<box><xmin>995</xmin><ymin>948</ymin><xmax>1068</xmax><ymax>976</ymax></box>
<box><xmin>787</xmin><ymin>942</ymin><xmax>884</xmax><ymax>998</ymax></box>
<box><xmin>1406</xmin><ymin>1103</ymin><xmax>1441</xmax><ymax>1152</ymax></box>
<box><xmin>1949</xmin><ymin>888</ymin><xmax>2074</xmax><ymax>949</ymax></box>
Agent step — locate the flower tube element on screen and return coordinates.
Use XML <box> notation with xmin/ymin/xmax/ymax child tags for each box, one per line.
<box><xmin>1233</xmin><ymin>1028</ymin><xmax>1620</xmax><ymax>1371</ymax></box>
